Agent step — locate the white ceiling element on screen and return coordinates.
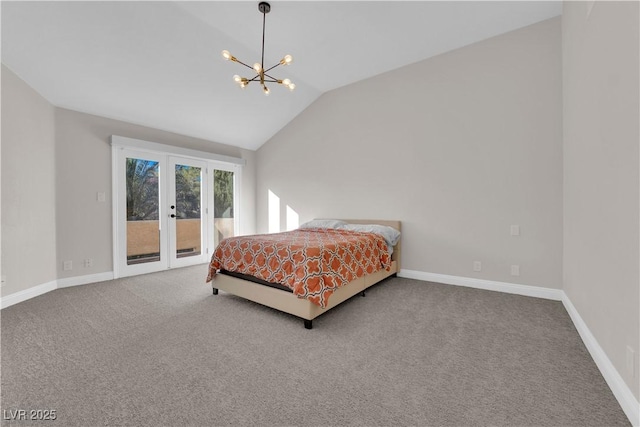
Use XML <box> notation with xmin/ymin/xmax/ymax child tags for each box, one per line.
<box><xmin>1</xmin><ymin>1</ymin><xmax>562</xmax><ymax>151</ymax></box>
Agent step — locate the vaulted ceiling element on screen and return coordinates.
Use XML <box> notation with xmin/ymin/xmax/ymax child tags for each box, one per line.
<box><xmin>1</xmin><ymin>1</ymin><xmax>562</xmax><ymax>150</ymax></box>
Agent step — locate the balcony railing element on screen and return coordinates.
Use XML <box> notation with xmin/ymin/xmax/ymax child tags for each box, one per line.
<box><xmin>126</xmin><ymin>218</ymin><xmax>234</xmax><ymax>263</ymax></box>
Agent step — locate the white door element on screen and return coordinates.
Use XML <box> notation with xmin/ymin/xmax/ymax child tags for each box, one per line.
<box><xmin>116</xmin><ymin>149</ymin><xmax>168</xmax><ymax>277</ymax></box>
<box><xmin>115</xmin><ymin>149</ymin><xmax>209</xmax><ymax>277</ymax></box>
<box><xmin>168</xmin><ymin>156</ymin><xmax>208</xmax><ymax>268</ymax></box>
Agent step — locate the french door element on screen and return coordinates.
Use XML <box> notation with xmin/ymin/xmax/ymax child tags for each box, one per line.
<box><xmin>114</xmin><ymin>149</ymin><xmax>210</xmax><ymax>277</ymax></box>
<box><xmin>168</xmin><ymin>156</ymin><xmax>208</xmax><ymax>268</ymax></box>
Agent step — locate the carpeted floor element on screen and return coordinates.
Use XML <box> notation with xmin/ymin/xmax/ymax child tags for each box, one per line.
<box><xmin>0</xmin><ymin>264</ymin><xmax>630</xmax><ymax>426</ymax></box>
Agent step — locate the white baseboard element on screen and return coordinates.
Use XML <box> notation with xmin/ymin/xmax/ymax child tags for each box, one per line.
<box><xmin>57</xmin><ymin>271</ymin><xmax>114</xmax><ymax>288</ymax></box>
<box><xmin>0</xmin><ymin>272</ymin><xmax>114</xmax><ymax>309</ymax></box>
<box><xmin>398</xmin><ymin>269</ymin><xmax>563</xmax><ymax>301</ymax></box>
<box><xmin>562</xmin><ymin>294</ymin><xmax>639</xmax><ymax>427</ymax></box>
<box><xmin>0</xmin><ymin>280</ymin><xmax>57</xmax><ymax>309</ymax></box>
<box><xmin>398</xmin><ymin>268</ymin><xmax>639</xmax><ymax>427</ymax></box>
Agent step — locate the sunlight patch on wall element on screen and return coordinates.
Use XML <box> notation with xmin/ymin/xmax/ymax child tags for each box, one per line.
<box><xmin>286</xmin><ymin>205</ymin><xmax>299</xmax><ymax>231</ymax></box>
<box><xmin>268</xmin><ymin>190</ymin><xmax>280</xmax><ymax>233</ymax></box>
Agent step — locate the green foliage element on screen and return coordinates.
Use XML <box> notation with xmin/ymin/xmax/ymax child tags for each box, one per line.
<box><xmin>126</xmin><ymin>159</ymin><xmax>159</xmax><ymax>221</ymax></box>
<box><xmin>175</xmin><ymin>165</ymin><xmax>201</xmax><ymax>219</ymax></box>
<box><xmin>126</xmin><ymin>159</ymin><xmax>232</xmax><ymax>221</ymax></box>
<box><xmin>214</xmin><ymin>170</ymin><xmax>234</xmax><ymax>218</ymax></box>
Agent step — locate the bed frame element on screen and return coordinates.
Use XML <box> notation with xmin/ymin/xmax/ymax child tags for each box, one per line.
<box><xmin>211</xmin><ymin>219</ymin><xmax>401</xmax><ymax>329</ymax></box>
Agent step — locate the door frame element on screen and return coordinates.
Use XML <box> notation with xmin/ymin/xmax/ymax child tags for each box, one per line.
<box><xmin>111</xmin><ymin>136</ymin><xmax>244</xmax><ymax>279</ymax></box>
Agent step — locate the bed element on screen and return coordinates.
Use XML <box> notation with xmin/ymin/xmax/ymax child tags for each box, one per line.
<box><xmin>206</xmin><ymin>219</ymin><xmax>401</xmax><ymax>329</ymax></box>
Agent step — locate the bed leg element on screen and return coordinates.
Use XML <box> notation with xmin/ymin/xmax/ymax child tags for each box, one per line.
<box><xmin>212</xmin><ymin>288</ymin><xmax>218</xmax><ymax>295</ymax></box>
<box><xmin>361</xmin><ymin>290</ymin><xmax>366</xmax><ymax>297</ymax></box>
<box><xmin>304</xmin><ymin>319</ymin><xmax>312</xmax><ymax>330</ymax></box>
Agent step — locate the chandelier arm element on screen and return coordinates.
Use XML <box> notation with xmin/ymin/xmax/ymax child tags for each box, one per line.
<box><xmin>263</xmin><ymin>72</ymin><xmax>281</xmax><ymax>82</ymax></box>
<box><xmin>263</xmin><ymin>62</ymin><xmax>282</xmax><ymax>74</ymax></box>
<box><xmin>233</xmin><ymin>58</ymin><xmax>257</xmax><ymax>71</ymax></box>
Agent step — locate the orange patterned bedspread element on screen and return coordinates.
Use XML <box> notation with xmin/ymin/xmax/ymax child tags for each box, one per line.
<box><xmin>206</xmin><ymin>228</ymin><xmax>391</xmax><ymax>307</ymax></box>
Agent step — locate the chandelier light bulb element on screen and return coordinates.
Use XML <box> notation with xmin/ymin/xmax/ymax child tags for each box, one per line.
<box><xmin>253</xmin><ymin>62</ymin><xmax>262</xmax><ymax>73</ymax></box>
<box><xmin>282</xmin><ymin>78</ymin><xmax>291</xmax><ymax>86</ymax></box>
<box><xmin>288</xmin><ymin>83</ymin><xmax>296</xmax><ymax>92</ymax></box>
<box><xmin>263</xmin><ymin>85</ymin><xmax>270</xmax><ymax>96</ymax></box>
<box><xmin>233</xmin><ymin>75</ymin><xmax>241</xmax><ymax>83</ymax></box>
<box><xmin>222</xmin><ymin>50</ymin><xmax>232</xmax><ymax>60</ymax></box>
<box><xmin>282</xmin><ymin>54</ymin><xmax>293</xmax><ymax>65</ymax></box>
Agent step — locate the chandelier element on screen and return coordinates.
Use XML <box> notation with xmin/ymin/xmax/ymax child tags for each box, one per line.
<box><xmin>221</xmin><ymin>2</ymin><xmax>295</xmax><ymax>95</ymax></box>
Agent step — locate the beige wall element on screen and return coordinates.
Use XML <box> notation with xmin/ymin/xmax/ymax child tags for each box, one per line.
<box><xmin>55</xmin><ymin>107</ymin><xmax>256</xmax><ymax>279</ymax></box>
<box><xmin>1</xmin><ymin>65</ymin><xmax>58</xmax><ymax>296</ymax></box>
<box><xmin>1</xmin><ymin>65</ymin><xmax>256</xmax><ymax>292</ymax></box>
<box><xmin>256</xmin><ymin>18</ymin><xmax>563</xmax><ymax>289</ymax></box>
<box><xmin>562</xmin><ymin>1</ymin><xmax>639</xmax><ymax>399</ymax></box>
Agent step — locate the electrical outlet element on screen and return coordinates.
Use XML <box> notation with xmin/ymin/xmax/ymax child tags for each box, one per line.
<box><xmin>510</xmin><ymin>265</ymin><xmax>520</xmax><ymax>276</ymax></box>
<box><xmin>97</xmin><ymin>192</ymin><xmax>106</xmax><ymax>202</ymax></box>
<box><xmin>63</xmin><ymin>261</ymin><xmax>73</xmax><ymax>271</ymax></box>
<box><xmin>84</xmin><ymin>258</ymin><xmax>93</xmax><ymax>268</ymax></box>
<box><xmin>473</xmin><ymin>261</ymin><xmax>482</xmax><ymax>272</ymax></box>
<box><xmin>627</xmin><ymin>346</ymin><xmax>635</xmax><ymax>377</ymax></box>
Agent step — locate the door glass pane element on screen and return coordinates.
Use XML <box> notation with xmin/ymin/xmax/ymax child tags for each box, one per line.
<box><xmin>214</xmin><ymin>170</ymin><xmax>235</xmax><ymax>246</ymax></box>
<box><xmin>175</xmin><ymin>164</ymin><xmax>202</xmax><ymax>258</ymax></box>
<box><xmin>126</xmin><ymin>158</ymin><xmax>160</xmax><ymax>265</ymax></box>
